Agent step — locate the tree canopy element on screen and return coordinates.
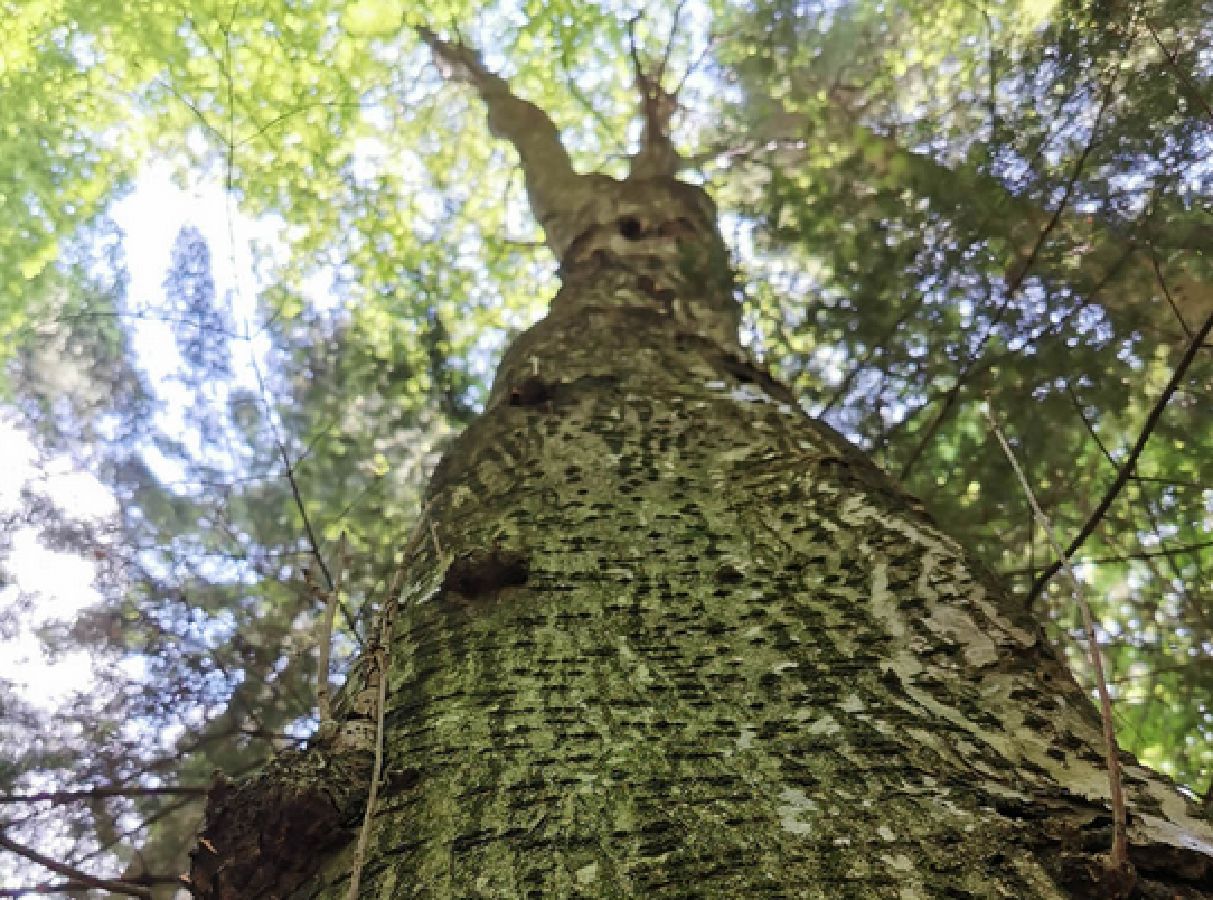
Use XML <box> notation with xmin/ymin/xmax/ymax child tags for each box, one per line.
<box><xmin>1</xmin><ymin>0</ymin><xmax>1210</xmax><ymax>893</ymax></box>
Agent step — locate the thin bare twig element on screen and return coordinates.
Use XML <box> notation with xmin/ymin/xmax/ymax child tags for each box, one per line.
<box><xmin>345</xmin><ymin>505</ymin><xmax>432</xmax><ymax>899</ymax></box>
<box><xmin>276</xmin><ymin>438</ymin><xmax>335</xmax><ymax>591</ymax></box>
<box><xmin>655</xmin><ymin>0</ymin><xmax>689</xmax><ymax>88</ymax></box>
<box><xmin>982</xmin><ymin>405</ymin><xmax>1130</xmax><ymax>875</ymax></box>
<box><xmin>1144</xmin><ymin>21</ymin><xmax>1213</xmax><ymax>120</ymax></box>
<box><xmin>316</xmin><ymin>530</ymin><xmax>348</xmax><ymax>725</ymax></box>
<box><xmin>0</xmin><ymin>876</ymin><xmax>186</xmax><ymax>898</ymax></box>
<box><xmin>0</xmin><ymin>829</ymin><xmax>154</xmax><ymax>899</ymax></box>
<box><xmin>246</xmin><ymin>354</ymin><xmax>362</xmax><ymax>644</ymax></box>
<box><xmin>1148</xmin><ymin>247</ymin><xmax>1196</xmax><ymax>339</ymax></box>
<box><xmin>1003</xmin><ymin>538</ymin><xmax>1213</xmax><ymax>574</ymax></box>
<box><xmin>343</xmin><ymin>596</ymin><xmax>394</xmax><ymax>900</ymax></box>
<box><xmin>1026</xmin><ymin>309</ymin><xmax>1213</xmax><ymax>605</ymax></box>
<box><xmin>0</xmin><ymin>786</ymin><xmax>207</xmax><ymax>805</ymax></box>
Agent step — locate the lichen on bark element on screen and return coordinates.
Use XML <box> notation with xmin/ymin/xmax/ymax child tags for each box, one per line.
<box><xmin>189</xmin><ymin>30</ymin><xmax>1213</xmax><ymax>900</ymax></box>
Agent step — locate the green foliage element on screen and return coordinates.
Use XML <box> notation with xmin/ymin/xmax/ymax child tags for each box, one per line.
<box><xmin>715</xmin><ymin>0</ymin><xmax>1213</xmax><ymax>787</ymax></box>
<box><xmin>0</xmin><ymin>0</ymin><xmax>1210</xmax><ymax>891</ymax></box>
<box><xmin>0</xmin><ymin>0</ymin><xmax>141</xmax><ymax>356</ymax></box>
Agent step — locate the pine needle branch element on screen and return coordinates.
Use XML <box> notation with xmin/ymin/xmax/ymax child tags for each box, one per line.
<box><xmin>1026</xmin><ymin>309</ymin><xmax>1213</xmax><ymax>606</ymax></box>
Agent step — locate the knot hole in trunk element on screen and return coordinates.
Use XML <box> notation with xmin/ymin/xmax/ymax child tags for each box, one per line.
<box><xmin>618</xmin><ymin>216</ymin><xmax>643</xmax><ymax>240</ymax></box>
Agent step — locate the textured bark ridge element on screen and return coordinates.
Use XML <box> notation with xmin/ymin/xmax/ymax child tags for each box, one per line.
<box><xmin>190</xmin><ymin>37</ymin><xmax>1213</xmax><ymax>900</ymax></box>
<box><xmin>195</xmin><ymin>176</ymin><xmax>1213</xmax><ymax>897</ymax></box>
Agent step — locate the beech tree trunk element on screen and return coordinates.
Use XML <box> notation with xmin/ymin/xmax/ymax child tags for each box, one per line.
<box><xmin>190</xmin><ymin>37</ymin><xmax>1213</xmax><ymax>900</ymax></box>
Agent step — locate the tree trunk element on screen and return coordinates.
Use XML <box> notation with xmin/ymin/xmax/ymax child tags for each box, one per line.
<box><xmin>189</xmin><ymin>38</ymin><xmax>1213</xmax><ymax>899</ymax></box>
<box><xmin>189</xmin><ymin>170</ymin><xmax>1213</xmax><ymax>899</ymax></box>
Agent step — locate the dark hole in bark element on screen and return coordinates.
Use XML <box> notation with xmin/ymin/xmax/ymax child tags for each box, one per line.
<box><xmin>719</xmin><ymin>351</ymin><xmax>799</xmax><ymax>405</ymax></box>
<box><xmin>509</xmin><ymin>376</ymin><xmax>552</xmax><ymax>407</ymax></box>
<box><xmin>387</xmin><ymin>767</ymin><xmax>422</xmax><ymax>793</ymax></box>
<box><xmin>442</xmin><ymin>548</ymin><xmax>529</xmax><ymax>597</ymax></box>
<box><xmin>618</xmin><ymin>216</ymin><xmax>643</xmax><ymax>240</ymax></box>
<box><xmin>714</xmin><ymin>563</ymin><xmax>745</xmax><ymax>583</ymax></box>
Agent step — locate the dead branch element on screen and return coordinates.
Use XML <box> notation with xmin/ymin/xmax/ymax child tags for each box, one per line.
<box><xmin>0</xmin><ymin>786</ymin><xmax>207</xmax><ymax>805</ymax></box>
<box><xmin>0</xmin><ymin>829</ymin><xmax>155</xmax><ymax>899</ymax></box>
<box><xmin>1026</xmin><ymin>309</ymin><xmax>1213</xmax><ymax>605</ymax></box>
<box><xmin>983</xmin><ymin>405</ymin><xmax>1131</xmax><ymax>880</ymax></box>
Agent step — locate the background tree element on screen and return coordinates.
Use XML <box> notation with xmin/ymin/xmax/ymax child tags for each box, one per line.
<box><xmin>0</xmin><ymin>0</ymin><xmax>1208</xmax><ymax>894</ymax></box>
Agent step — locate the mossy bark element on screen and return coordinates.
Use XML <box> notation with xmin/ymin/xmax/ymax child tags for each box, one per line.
<box><xmin>190</xmin><ymin>173</ymin><xmax>1213</xmax><ymax>899</ymax></box>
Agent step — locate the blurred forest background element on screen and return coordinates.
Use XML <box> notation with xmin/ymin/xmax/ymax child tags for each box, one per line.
<box><xmin>0</xmin><ymin>0</ymin><xmax>1209</xmax><ymax>893</ymax></box>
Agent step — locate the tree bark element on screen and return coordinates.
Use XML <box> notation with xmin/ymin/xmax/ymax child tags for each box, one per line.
<box><xmin>190</xmin><ymin>42</ymin><xmax>1213</xmax><ymax>900</ymax></box>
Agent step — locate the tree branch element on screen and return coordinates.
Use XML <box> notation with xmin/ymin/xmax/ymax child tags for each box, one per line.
<box><xmin>277</xmin><ymin>440</ymin><xmax>334</xmax><ymax>591</ymax></box>
<box><xmin>1</xmin><ymin>786</ymin><xmax>207</xmax><ymax>805</ymax></box>
<box><xmin>248</xmin><ymin>351</ymin><xmax>359</xmax><ymax>641</ymax></box>
<box><xmin>759</xmin><ymin>73</ymin><xmax>1213</xmax><ymax>341</ymax></box>
<box><xmin>417</xmin><ymin>27</ymin><xmax>581</xmax><ymax>253</ymax></box>
<box><xmin>898</xmin><ymin>75</ymin><xmax>1118</xmax><ymax>482</ymax></box>
<box><xmin>1003</xmin><ymin>538</ymin><xmax>1213</xmax><ymax>574</ymax></box>
<box><xmin>983</xmin><ymin>406</ymin><xmax>1131</xmax><ymax>878</ymax></box>
<box><xmin>627</xmin><ymin>16</ymin><xmax>682</xmax><ymax>179</ymax></box>
<box><xmin>1145</xmin><ymin>21</ymin><xmax>1213</xmax><ymax>121</ymax></box>
<box><xmin>1026</xmin><ymin>308</ymin><xmax>1213</xmax><ymax>605</ymax></box>
<box><xmin>0</xmin><ymin>830</ymin><xmax>154</xmax><ymax>899</ymax></box>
